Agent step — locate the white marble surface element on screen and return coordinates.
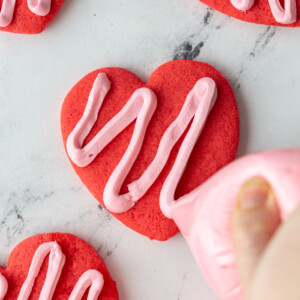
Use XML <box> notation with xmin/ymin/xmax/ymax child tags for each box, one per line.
<box><xmin>1</xmin><ymin>0</ymin><xmax>300</xmax><ymax>299</ymax></box>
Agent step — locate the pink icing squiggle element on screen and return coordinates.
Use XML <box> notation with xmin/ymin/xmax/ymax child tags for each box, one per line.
<box><xmin>159</xmin><ymin>78</ymin><xmax>217</xmax><ymax>218</ymax></box>
<box><xmin>0</xmin><ymin>242</ymin><xmax>104</xmax><ymax>300</ymax></box>
<box><xmin>69</xmin><ymin>270</ymin><xmax>104</xmax><ymax>300</ymax></box>
<box><xmin>127</xmin><ymin>78</ymin><xmax>216</xmax><ymax>212</ymax></box>
<box><xmin>27</xmin><ymin>0</ymin><xmax>51</xmax><ymax>16</ymax></box>
<box><xmin>0</xmin><ymin>0</ymin><xmax>16</xmax><ymax>27</ymax></box>
<box><xmin>67</xmin><ymin>73</ymin><xmax>217</xmax><ymax>214</ymax></box>
<box><xmin>268</xmin><ymin>0</ymin><xmax>297</xmax><ymax>24</ymax></box>
<box><xmin>0</xmin><ymin>0</ymin><xmax>51</xmax><ymax>27</ymax></box>
<box><xmin>17</xmin><ymin>241</ymin><xmax>65</xmax><ymax>300</ymax></box>
<box><xmin>0</xmin><ymin>274</ymin><xmax>8</xmax><ymax>300</ymax></box>
<box><xmin>230</xmin><ymin>0</ymin><xmax>254</xmax><ymax>11</ymax></box>
<box><xmin>230</xmin><ymin>0</ymin><xmax>297</xmax><ymax>24</ymax></box>
<box><xmin>67</xmin><ymin>73</ymin><xmax>158</xmax><ymax>213</ymax></box>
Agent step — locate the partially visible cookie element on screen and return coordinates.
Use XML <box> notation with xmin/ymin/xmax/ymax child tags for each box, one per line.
<box><xmin>61</xmin><ymin>60</ymin><xmax>240</xmax><ymax>241</ymax></box>
<box><xmin>0</xmin><ymin>0</ymin><xmax>64</xmax><ymax>34</ymax></box>
<box><xmin>0</xmin><ymin>233</ymin><xmax>118</xmax><ymax>299</ymax></box>
<box><xmin>199</xmin><ymin>0</ymin><xmax>300</xmax><ymax>26</ymax></box>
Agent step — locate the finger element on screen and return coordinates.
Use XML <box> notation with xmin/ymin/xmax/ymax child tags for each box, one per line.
<box><xmin>231</xmin><ymin>177</ymin><xmax>280</xmax><ymax>298</ymax></box>
<box><xmin>250</xmin><ymin>205</ymin><xmax>300</xmax><ymax>300</ymax></box>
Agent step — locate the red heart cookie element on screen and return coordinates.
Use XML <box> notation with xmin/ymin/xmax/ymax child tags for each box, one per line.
<box><xmin>60</xmin><ymin>60</ymin><xmax>239</xmax><ymax>241</ymax></box>
<box><xmin>0</xmin><ymin>233</ymin><xmax>118</xmax><ymax>299</ymax></box>
<box><xmin>200</xmin><ymin>0</ymin><xmax>300</xmax><ymax>26</ymax></box>
<box><xmin>0</xmin><ymin>0</ymin><xmax>64</xmax><ymax>34</ymax></box>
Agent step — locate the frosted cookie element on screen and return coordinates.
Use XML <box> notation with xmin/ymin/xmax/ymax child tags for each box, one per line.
<box><xmin>164</xmin><ymin>149</ymin><xmax>300</xmax><ymax>299</ymax></box>
<box><xmin>0</xmin><ymin>0</ymin><xmax>64</xmax><ymax>34</ymax></box>
<box><xmin>199</xmin><ymin>0</ymin><xmax>300</xmax><ymax>26</ymax></box>
<box><xmin>0</xmin><ymin>232</ymin><xmax>118</xmax><ymax>299</ymax></box>
<box><xmin>61</xmin><ymin>60</ymin><xmax>239</xmax><ymax>241</ymax></box>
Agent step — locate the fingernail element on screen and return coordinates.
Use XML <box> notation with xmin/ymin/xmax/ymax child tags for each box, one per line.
<box><xmin>238</xmin><ymin>178</ymin><xmax>271</xmax><ymax>210</ymax></box>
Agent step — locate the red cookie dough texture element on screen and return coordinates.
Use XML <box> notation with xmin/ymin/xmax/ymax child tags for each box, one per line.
<box><xmin>0</xmin><ymin>233</ymin><xmax>118</xmax><ymax>299</ymax></box>
<box><xmin>0</xmin><ymin>0</ymin><xmax>64</xmax><ymax>34</ymax></box>
<box><xmin>199</xmin><ymin>0</ymin><xmax>300</xmax><ymax>26</ymax></box>
<box><xmin>61</xmin><ymin>60</ymin><xmax>240</xmax><ymax>241</ymax></box>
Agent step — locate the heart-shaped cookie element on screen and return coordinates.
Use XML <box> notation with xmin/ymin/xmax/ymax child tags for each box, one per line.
<box><xmin>0</xmin><ymin>233</ymin><xmax>118</xmax><ymax>299</ymax></box>
<box><xmin>61</xmin><ymin>60</ymin><xmax>239</xmax><ymax>241</ymax></box>
<box><xmin>0</xmin><ymin>0</ymin><xmax>64</xmax><ymax>34</ymax></box>
<box><xmin>168</xmin><ymin>149</ymin><xmax>300</xmax><ymax>299</ymax></box>
<box><xmin>200</xmin><ymin>0</ymin><xmax>300</xmax><ymax>26</ymax></box>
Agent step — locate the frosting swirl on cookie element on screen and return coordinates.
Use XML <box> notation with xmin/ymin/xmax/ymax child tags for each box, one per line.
<box><xmin>230</xmin><ymin>0</ymin><xmax>297</xmax><ymax>24</ymax></box>
<box><xmin>0</xmin><ymin>0</ymin><xmax>51</xmax><ymax>27</ymax></box>
<box><xmin>67</xmin><ymin>73</ymin><xmax>217</xmax><ymax>215</ymax></box>
<box><xmin>0</xmin><ymin>242</ymin><xmax>104</xmax><ymax>300</ymax></box>
<box><xmin>0</xmin><ymin>0</ymin><xmax>16</xmax><ymax>27</ymax></box>
<box><xmin>27</xmin><ymin>0</ymin><xmax>52</xmax><ymax>16</ymax></box>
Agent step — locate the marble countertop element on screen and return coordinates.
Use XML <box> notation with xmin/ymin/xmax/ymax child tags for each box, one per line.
<box><xmin>1</xmin><ymin>0</ymin><xmax>300</xmax><ymax>299</ymax></box>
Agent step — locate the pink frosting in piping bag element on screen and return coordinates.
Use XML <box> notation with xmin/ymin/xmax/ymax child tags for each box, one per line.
<box><xmin>67</xmin><ymin>73</ymin><xmax>217</xmax><ymax>214</ymax></box>
<box><xmin>0</xmin><ymin>241</ymin><xmax>104</xmax><ymax>299</ymax></box>
<box><xmin>169</xmin><ymin>149</ymin><xmax>300</xmax><ymax>300</ymax></box>
<box><xmin>230</xmin><ymin>0</ymin><xmax>297</xmax><ymax>24</ymax></box>
<box><xmin>0</xmin><ymin>0</ymin><xmax>51</xmax><ymax>27</ymax></box>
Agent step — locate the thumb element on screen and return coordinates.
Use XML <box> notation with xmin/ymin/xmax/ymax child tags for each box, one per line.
<box><xmin>231</xmin><ymin>177</ymin><xmax>280</xmax><ymax>298</ymax></box>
